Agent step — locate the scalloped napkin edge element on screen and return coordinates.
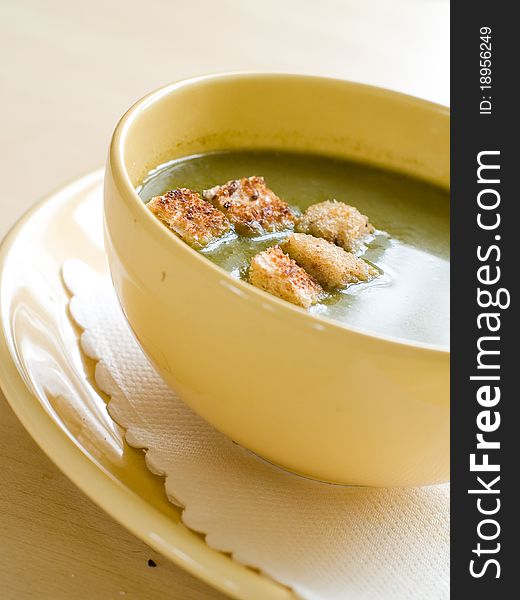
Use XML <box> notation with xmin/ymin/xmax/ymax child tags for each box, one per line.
<box><xmin>63</xmin><ymin>259</ymin><xmax>449</xmax><ymax>600</ymax></box>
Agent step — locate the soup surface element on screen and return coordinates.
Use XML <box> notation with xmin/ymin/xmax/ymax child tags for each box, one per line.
<box><xmin>139</xmin><ymin>150</ymin><xmax>449</xmax><ymax>346</ymax></box>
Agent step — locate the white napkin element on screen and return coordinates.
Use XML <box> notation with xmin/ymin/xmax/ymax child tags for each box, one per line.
<box><xmin>63</xmin><ymin>259</ymin><xmax>449</xmax><ymax>600</ymax></box>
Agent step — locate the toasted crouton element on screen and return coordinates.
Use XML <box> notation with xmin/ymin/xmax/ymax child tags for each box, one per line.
<box><xmin>203</xmin><ymin>176</ymin><xmax>296</xmax><ymax>236</ymax></box>
<box><xmin>282</xmin><ymin>233</ymin><xmax>378</xmax><ymax>289</ymax></box>
<box><xmin>248</xmin><ymin>246</ymin><xmax>322</xmax><ymax>308</ymax></box>
<box><xmin>296</xmin><ymin>200</ymin><xmax>374</xmax><ymax>252</ymax></box>
<box><xmin>147</xmin><ymin>188</ymin><xmax>230</xmax><ymax>248</ymax></box>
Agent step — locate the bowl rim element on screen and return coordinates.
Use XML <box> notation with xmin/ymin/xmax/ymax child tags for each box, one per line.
<box><xmin>109</xmin><ymin>72</ymin><xmax>450</xmax><ymax>355</ymax></box>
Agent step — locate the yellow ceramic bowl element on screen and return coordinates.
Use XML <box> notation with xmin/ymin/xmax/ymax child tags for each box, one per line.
<box><xmin>104</xmin><ymin>73</ymin><xmax>449</xmax><ymax>487</ymax></box>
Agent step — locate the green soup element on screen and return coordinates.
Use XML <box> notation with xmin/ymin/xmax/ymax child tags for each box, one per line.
<box><xmin>139</xmin><ymin>150</ymin><xmax>449</xmax><ymax>347</ymax></box>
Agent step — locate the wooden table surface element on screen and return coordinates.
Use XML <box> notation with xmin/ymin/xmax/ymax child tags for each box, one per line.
<box><xmin>0</xmin><ymin>1</ymin><xmax>448</xmax><ymax>598</ymax></box>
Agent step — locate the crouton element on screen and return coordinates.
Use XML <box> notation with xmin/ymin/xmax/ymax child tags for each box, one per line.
<box><xmin>147</xmin><ymin>188</ymin><xmax>230</xmax><ymax>248</ymax></box>
<box><xmin>296</xmin><ymin>200</ymin><xmax>374</xmax><ymax>252</ymax></box>
<box><xmin>282</xmin><ymin>233</ymin><xmax>378</xmax><ymax>289</ymax></box>
<box><xmin>203</xmin><ymin>176</ymin><xmax>296</xmax><ymax>236</ymax></box>
<box><xmin>248</xmin><ymin>246</ymin><xmax>322</xmax><ymax>308</ymax></box>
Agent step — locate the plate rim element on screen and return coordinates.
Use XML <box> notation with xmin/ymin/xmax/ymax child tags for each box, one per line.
<box><xmin>0</xmin><ymin>170</ymin><xmax>292</xmax><ymax>600</ymax></box>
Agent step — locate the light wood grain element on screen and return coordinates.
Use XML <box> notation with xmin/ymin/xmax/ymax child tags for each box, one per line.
<box><xmin>0</xmin><ymin>0</ymin><xmax>448</xmax><ymax>598</ymax></box>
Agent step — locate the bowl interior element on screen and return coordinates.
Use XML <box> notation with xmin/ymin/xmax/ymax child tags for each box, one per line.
<box><xmin>117</xmin><ymin>74</ymin><xmax>449</xmax><ymax>191</ymax></box>
<box><xmin>113</xmin><ymin>74</ymin><xmax>449</xmax><ymax>351</ymax></box>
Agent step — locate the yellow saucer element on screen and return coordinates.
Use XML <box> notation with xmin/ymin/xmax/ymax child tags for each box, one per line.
<box><xmin>0</xmin><ymin>171</ymin><xmax>292</xmax><ymax>600</ymax></box>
